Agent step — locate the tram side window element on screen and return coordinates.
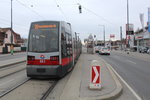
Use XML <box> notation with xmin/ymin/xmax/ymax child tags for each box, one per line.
<box><xmin>61</xmin><ymin>32</ymin><xmax>67</xmax><ymax>57</ymax></box>
<box><xmin>66</xmin><ymin>33</ymin><xmax>70</xmax><ymax>56</ymax></box>
<box><xmin>69</xmin><ymin>34</ymin><xmax>72</xmax><ymax>56</ymax></box>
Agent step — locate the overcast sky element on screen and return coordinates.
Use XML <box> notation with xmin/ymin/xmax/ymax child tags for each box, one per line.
<box><xmin>0</xmin><ymin>0</ymin><xmax>150</xmax><ymax>41</ymax></box>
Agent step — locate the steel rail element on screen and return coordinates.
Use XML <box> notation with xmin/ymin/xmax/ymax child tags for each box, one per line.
<box><xmin>0</xmin><ymin>61</ymin><xmax>26</xmax><ymax>69</ymax></box>
<box><xmin>40</xmin><ymin>80</ymin><xmax>58</xmax><ymax>100</ymax></box>
<box><xmin>0</xmin><ymin>68</ymin><xmax>26</xmax><ymax>79</ymax></box>
<box><xmin>0</xmin><ymin>78</ymin><xmax>30</xmax><ymax>98</ymax></box>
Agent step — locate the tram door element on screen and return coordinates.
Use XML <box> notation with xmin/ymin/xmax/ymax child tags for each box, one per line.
<box><xmin>66</xmin><ymin>33</ymin><xmax>71</xmax><ymax>66</ymax></box>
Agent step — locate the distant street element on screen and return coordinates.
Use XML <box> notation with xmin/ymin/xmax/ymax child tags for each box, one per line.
<box><xmin>100</xmin><ymin>51</ymin><xmax>150</xmax><ymax>100</ymax></box>
<box><xmin>0</xmin><ymin>52</ymin><xmax>26</xmax><ymax>61</ymax></box>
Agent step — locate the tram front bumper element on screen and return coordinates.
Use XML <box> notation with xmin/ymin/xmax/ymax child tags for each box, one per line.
<box><xmin>26</xmin><ymin>65</ymin><xmax>62</xmax><ymax>78</ymax></box>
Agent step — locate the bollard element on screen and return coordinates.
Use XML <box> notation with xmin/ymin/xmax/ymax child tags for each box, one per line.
<box><xmin>89</xmin><ymin>60</ymin><xmax>101</xmax><ymax>90</ymax></box>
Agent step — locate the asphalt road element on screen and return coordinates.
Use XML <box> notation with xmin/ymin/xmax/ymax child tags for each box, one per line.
<box><xmin>0</xmin><ymin>52</ymin><xmax>26</xmax><ymax>61</ymax></box>
<box><xmin>99</xmin><ymin>52</ymin><xmax>150</xmax><ymax>100</ymax></box>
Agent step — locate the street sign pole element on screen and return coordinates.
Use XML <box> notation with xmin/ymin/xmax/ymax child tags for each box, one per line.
<box><xmin>10</xmin><ymin>0</ymin><xmax>14</xmax><ymax>55</ymax></box>
<box><xmin>120</xmin><ymin>26</ymin><xmax>123</xmax><ymax>50</ymax></box>
<box><xmin>148</xmin><ymin>8</ymin><xmax>150</xmax><ymax>48</ymax></box>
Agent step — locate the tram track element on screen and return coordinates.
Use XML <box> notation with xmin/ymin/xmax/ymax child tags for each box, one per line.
<box><xmin>0</xmin><ymin>62</ymin><xmax>25</xmax><ymax>70</ymax></box>
<box><xmin>0</xmin><ymin>62</ymin><xmax>59</xmax><ymax>100</ymax></box>
<box><xmin>0</xmin><ymin>78</ymin><xmax>59</xmax><ymax>100</ymax></box>
<box><xmin>0</xmin><ymin>68</ymin><xmax>26</xmax><ymax>79</ymax></box>
<box><xmin>0</xmin><ymin>61</ymin><xmax>26</xmax><ymax>69</ymax></box>
<box><xmin>0</xmin><ymin>62</ymin><xmax>26</xmax><ymax>79</ymax></box>
<box><xmin>40</xmin><ymin>80</ymin><xmax>58</xmax><ymax>100</ymax></box>
<box><xmin>0</xmin><ymin>78</ymin><xmax>30</xmax><ymax>98</ymax></box>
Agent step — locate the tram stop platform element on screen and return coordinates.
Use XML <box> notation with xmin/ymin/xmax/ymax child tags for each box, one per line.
<box><xmin>47</xmin><ymin>48</ymin><xmax>139</xmax><ymax>100</ymax></box>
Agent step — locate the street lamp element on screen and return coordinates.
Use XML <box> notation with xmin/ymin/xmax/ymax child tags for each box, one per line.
<box><xmin>99</xmin><ymin>25</ymin><xmax>105</xmax><ymax>47</ymax></box>
<box><xmin>126</xmin><ymin>0</ymin><xmax>130</xmax><ymax>48</ymax></box>
<box><xmin>10</xmin><ymin>0</ymin><xmax>13</xmax><ymax>55</ymax></box>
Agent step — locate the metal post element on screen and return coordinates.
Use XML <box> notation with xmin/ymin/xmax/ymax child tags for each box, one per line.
<box><xmin>98</xmin><ymin>25</ymin><xmax>105</xmax><ymax>47</ymax></box>
<box><xmin>148</xmin><ymin>8</ymin><xmax>150</xmax><ymax>49</ymax></box>
<box><xmin>120</xmin><ymin>26</ymin><xmax>123</xmax><ymax>50</ymax></box>
<box><xmin>127</xmin><ymin>0</ymin><xmax>130</xmax><ymax>48</ymax></box>
<box><xmin>137</xmin><ymin>39</ymin><xmax>139</xmax><ymax>52</ymax></box>
<box><xmin>11</xmin><ymin>0</ymin><xmax>13</xmax><ymax>55</ymax></box>
<box><xmin>142</xmin><ymin>31</ymin><xmax>144</xmax><ymax>47</ymax></box>
<box><xmin>11</xmin><ymin>0</ymin><xmax>13</xmax><ymax>44</ymax></box>
<box><xmin>104</xmin><ymin>26</ymin><xmax>105</xmax><ymax>47</ymax></box>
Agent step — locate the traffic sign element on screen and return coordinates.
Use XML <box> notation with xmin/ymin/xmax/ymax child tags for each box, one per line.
<box><xmin>89</xmin><ymin>60</ymin><xmax>101</xmax><ymax>90</ymax></box>
<box><xmin>91</xmin><ymin>66</ymin><xmax>100</xmax><ymax>84</ymax></box>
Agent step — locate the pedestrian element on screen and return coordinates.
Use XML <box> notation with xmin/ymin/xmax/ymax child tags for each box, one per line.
<box><xmin>10</xmin><ymin>45</ymin><xmax>14</xmax><ymax>55</ymax></box>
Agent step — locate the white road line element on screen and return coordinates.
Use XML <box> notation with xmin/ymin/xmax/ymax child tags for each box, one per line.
<box><xmin>126</xmin><ymin>60</ymin><xmax>137</xmax><ymax>64</ymax></box>
<box><xmin>100</xmin><ymin>58</ymin><xmax>142</xmax><ymax>100</ymax></box>
<box><xmin>107</xmin><ymin>64</ymin><xmax>142</xmax><ymax>100</ymax></box>
<box><xmin>0</xmin><ymin>79</ymin><xmax>14</xmax><ymax>86</ymax></box>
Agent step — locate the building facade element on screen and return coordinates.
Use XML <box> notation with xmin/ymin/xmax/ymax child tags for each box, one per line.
<box><xmin>0</xmin><ymin>28</ymin><xmax>23</xmax><ymax>46</ymax></box>
<box><xmin>134</xmin><ymin>26</ymin><xmax>150</xmax><ymax>48</ymax></box>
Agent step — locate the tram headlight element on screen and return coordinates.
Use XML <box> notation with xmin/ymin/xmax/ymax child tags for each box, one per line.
<box><xmin>50</xmin><ymin>56</ymin><xmax>59</xmax><ymax>61</ymax></box>
<box><xmin>28</xmin><ymin>55</ymin><xmax>35</xmax><ymax>61</ymax></box>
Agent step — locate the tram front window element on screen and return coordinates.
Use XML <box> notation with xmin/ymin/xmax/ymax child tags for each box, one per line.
<box><xmin>28</xmin><ymin>23</ymin><xmax>59</xmax><ymax>52</ymax></box>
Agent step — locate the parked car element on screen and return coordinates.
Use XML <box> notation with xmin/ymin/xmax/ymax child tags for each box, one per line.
<box><xmin>94</xmin><ymin>46</ymin><xmax>101</xmax><ymax>53</ymax></box>
<box><xmin>145</xmin><ymin>47</ymin><xmax>150</xmax><ymax>53</ymax></box>
<box><xmin>139</xmin><ymin>47</ymin><xmax>147</xmax><ymax>53</ymax></box>
<box><xmin>147</xmin><ymin>49</ymin><xmax>150</xmax><ymax>54</ymax></box>
<box><xmin>124</xmin><ymin>48</ymin><xmax>130</xmax><ymax>52</ymax></box>
<box><xmin>130</xmin><ymin>46</ymin><xmax>137</xmax><ymax>52</ymax></box>
<box><xmin>139</xmin><ymin>47</ymin><xmax>149</xmax><ymax>53</ymax></box>
<box><xmin>99</xmin><ymin>47</ymin><xmax>110</xmax><ymax>55</ymax></box>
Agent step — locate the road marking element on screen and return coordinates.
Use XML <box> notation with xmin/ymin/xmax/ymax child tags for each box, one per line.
<box><xmin>126</xmin><ymin>60</ymin><xmax>136</xmax><ymax>64</ymax></box>
<box><xmin>0</xmin><ymin>79</ymin><xmax>14</xmax><ymax>86</ymax></box>
<box><xmin>107</xmin><ymin>64</ymin><xmax>142</xmax><ymax>100</ymax></box>
<box><xmin>100</xmin><ymin>57</ymin><xmax>142</xmax><ymax>100</ymax></box>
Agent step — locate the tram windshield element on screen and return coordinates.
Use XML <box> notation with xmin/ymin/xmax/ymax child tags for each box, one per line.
<box><xmin>28</xmin><ymin>22</ymin><xmax>59</xmax><ymax>52</ymax></box>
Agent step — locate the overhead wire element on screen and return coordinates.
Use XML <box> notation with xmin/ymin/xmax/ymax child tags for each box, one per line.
<box><xmin>24</xmin><ymin>0</ymin><xmax>38</xmax><ymax>9</ymax></box>
<box><xmin>53</xmin><ymin>0</ymin><xmax>113</xmax><ymax>25</ymax></box>
<box><xmin>0</xmin><ymin>0</ymin><xmax>42</xmax><ymax>37</ymax></box>
<box><xmin>53</xmin><ymin>0</ymin><xmax>69</xmax><ymax>22</ymax></box>
<box><xmin>74</xmin><ymin>0</ymin><xmax>113</xmax><ymax>25</ymax></box>
<box><xmin>15</xmin><ymin>0</ymin><xmax>46</xmax><ymax>19</ymax></box>
<box><xmin>0</xmin><ymin>22</ymin><xmax>10</xmax><ymax>26</ymax></box>
<box><xmin>0</xmin><ymin>16</ymin><xmax>29</xmax><ymax>31</ymax></box>
<box><xmin>0</xmin><ymin>21</ymin><xmax>29</xmax><ymax>30</ymax></box>
<box><xmin>77</xmin><ymin>3</ymin><xmax>113</xmax><ymax>25</ymax></box>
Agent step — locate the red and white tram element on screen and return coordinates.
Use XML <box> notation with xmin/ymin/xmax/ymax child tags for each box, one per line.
<box><xmin>26</xmin><ymin>21</ymin><xmax>81</xmax><ymax>78</ymax></box>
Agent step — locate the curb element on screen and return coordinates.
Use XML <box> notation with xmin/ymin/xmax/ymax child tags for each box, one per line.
<box><xmin>103</xmin><ymin>58</ymin><xmax>142</xmax><ymax>100</ymax></box>
<box><xmin>100</xmin><ymin>57</ymin><xmax>123</xmax><ymax>100</ymax></box>
<box><xmin>80</xmin><ymin>56</ymin><xmax>123</xmax><ymax>100</ymax></box>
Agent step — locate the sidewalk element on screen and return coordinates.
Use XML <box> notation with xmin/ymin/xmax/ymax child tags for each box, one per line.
<box><xmin>59</xmin><ymin>52</ymin><xmax>122</xmax><ymax>100</ymax></box>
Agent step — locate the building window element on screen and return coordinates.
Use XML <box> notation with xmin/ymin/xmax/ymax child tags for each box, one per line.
<box><xmin>5</xmin><ymin>34</ymin><xmax>8</xmax><ymax>38</ymax></box>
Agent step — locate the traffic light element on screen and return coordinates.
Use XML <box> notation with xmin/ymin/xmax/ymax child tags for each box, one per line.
<box><xmin>79</xmin><ymin>5</ymin><xmax>82</xmax><ymax>13</ymax></box>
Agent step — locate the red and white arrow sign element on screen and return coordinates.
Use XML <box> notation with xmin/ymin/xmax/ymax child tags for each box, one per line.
<box><xmin>89</xmin><ymin>60</ymin><xmax>101</xmax><ymax>89</ymax></box>
<box><xmin>91</xmin><ymin>66</ymin><xmax>101</xmax><ymax>84</ymax></box>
